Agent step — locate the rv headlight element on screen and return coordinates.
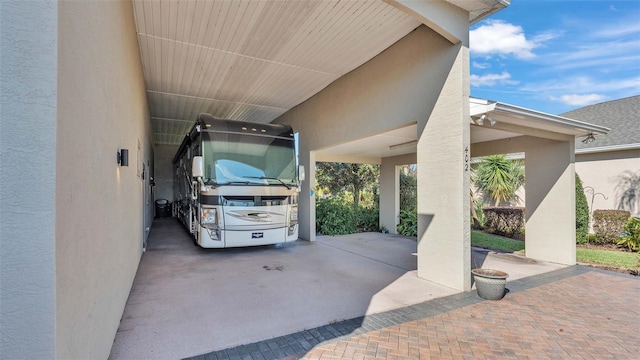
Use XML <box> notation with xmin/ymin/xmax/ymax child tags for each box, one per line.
<box><xmin>290</xmin><ymin>206</ymin><xmax>298</xmax><ymax>223</ymax></box>
<box><xmin>201</xmin><ymin>207</ymin><xmax>218</xmax><ymax>225</ymax></box>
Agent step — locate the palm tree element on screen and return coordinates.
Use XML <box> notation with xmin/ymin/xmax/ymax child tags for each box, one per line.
<box><xmin>475</xmin><ymin>154</ymin><xmax>525</xmax><ymax>206</ymax></box>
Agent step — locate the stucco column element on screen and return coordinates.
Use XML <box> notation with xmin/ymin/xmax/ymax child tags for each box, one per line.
<box><xmin>298</xmin><ymin>147</ymin><xmax>316</xmax><ymax>242</ymax></box>
<box><xmin>416</xmin><ymin>44</ymin><xmax>471</xmax><ymax>291</ymax></box>
<box><xmin>380</xmin><ymin>161</ymin><xmax>400</xmax><ymax>234</ymax></box>
<box><xmin>525</xmin><ymin>138</ymin><xmax>576</xmax><ymax>265</ymax></box>
<box><xmin>0</xmin><ymin>1</ymin><xmax>57</xmax><ymax>358</ymax></box>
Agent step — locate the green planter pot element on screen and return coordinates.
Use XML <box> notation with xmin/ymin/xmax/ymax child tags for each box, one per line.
<box><xmin>471</xmin><ymin>268</ymin><xmax>509</xmax><ymax>300</ymax></box>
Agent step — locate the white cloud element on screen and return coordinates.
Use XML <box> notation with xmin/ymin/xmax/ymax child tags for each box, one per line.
<box><xmin>472</xmin><ymin>61</ymin><xmax>490</xmax><ymax>69</ymax></box>
<box><xmin>552</xmin><ymin>94</ymin><xmax>606</xmax><ymax>106</ymax></box>
<box><xmin>470</xmin><ymin>71</ymin><xmax>518</xmax><ymax>87</ymax></box>
<box><xmin>595</xmin><ymin>20</ymin><xmax>640</xmax><ymax>38</ymax></box>
<box><xmin>521</xmin><ymin>76</ymin><xmax>640</xmax><ymax>94</ymax></box>
<box><xmin>470</xmin><ymin>20</ymin><xmax>555</xmax><ymax>59</ymax></box>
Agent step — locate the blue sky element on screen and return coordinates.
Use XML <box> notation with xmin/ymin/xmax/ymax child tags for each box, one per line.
<box><xmin>469</xmin><ymin>0</ymin><xmax>640</xmax><ymax>115</ymax></box>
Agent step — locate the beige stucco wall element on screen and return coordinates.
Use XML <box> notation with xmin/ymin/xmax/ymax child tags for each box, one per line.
<box><xmin>524</xmin><ymin>139</ymin><xmax>576</xmax><ymax>265</ymax></box>
<box><xmin>56</xmin><ymin>2</ymin><xmax>152</xmax><ymax>359</ymax></box>
<box><xmin>276</xmin><ymin>25</ymin><xmax>460</xmax><ymax>242</ymax></box>
<box><xmin>416</xmin><ymin>43</ymin><xmax>471</xmax><ymax>291</ymax></box>
<box><xmin>576</xmin><ymin>149</ymin><xmax>640</xmax><ymax>217</ymax></box>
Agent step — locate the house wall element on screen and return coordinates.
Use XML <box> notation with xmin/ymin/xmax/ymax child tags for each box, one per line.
<box><xmin>0</xmin><ymin>2</ymin><xmax>58</xmax><ymax>358</ymax></box>
<box><xmin>576</xmin><ymin>149</ymin><xmax>640</xmax><ymax>217</ymax></box>
<box><xmin>56</xmin><ymin>2</ymin><xmax>152</xmax><ymax>359</ymax></box>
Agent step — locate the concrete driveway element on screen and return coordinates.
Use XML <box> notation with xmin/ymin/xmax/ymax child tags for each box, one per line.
<box><xmin>109</xmin><ymin>219</ymin><xmax>564</xmax><ymax>360</ymax></box>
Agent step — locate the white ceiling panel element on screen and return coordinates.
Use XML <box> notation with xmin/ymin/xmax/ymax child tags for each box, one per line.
<box><xmin>146</xmin><ymin>91</ymin><xmax>287</xmax><ymax>123</ymax></box>
<box><xmin>133</xmin><ymin>0</ymin><xmax>423</xmax><ymax>145</ymax></box>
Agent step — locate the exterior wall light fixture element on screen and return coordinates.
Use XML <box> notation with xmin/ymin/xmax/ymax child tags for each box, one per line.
<box><xmin>473</xmin><ymin>114</ymin><xmax>497</xmax><ymax>126</ymax></box>
<box><xmin>117</xmin><ymin>149</ymin><xmax>129</xmax><ymax>166</ymax></box>
<box><xmin>582</xmin><ymin>133</ymin><xmax>596</xmax><ymax>144</ymax></box>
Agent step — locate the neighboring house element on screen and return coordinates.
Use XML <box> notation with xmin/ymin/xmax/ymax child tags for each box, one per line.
<box><xmin>563</xmin><ymin>96</ymin><xmax>640</xmax><ymax>217</ymax></box>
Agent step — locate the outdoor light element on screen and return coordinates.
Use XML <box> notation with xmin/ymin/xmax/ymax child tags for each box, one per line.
<box><xmin>582</xmin><ymin>133</ymin><xmax>596</xmax><ymax>144</ymax></box>
<box><xmin>389</xmin><ymin>140</ymin><xmax>418</xmax><ymax>150</ymax></box>
<box><xmin>117</xmin><ymin>149</ymin><xmax>129</xmax><ymax>166</ymax></box>
<box><xmin>473</xmin><ymin>114</ymin><xmax>497</xmax><ymax>126</ymax></box>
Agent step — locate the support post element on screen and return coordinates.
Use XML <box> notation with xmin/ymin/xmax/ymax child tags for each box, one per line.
<box><xmin>380</xmin><ymin>161</ymin><xmax>401</xmax><ymax>234</ymax></box>
<box><xmin>298</xmin><ymin>148</ymin><xmax>316</xmax><ymax>242</ymax></box>
<box><xmin>416</xmin><ymin>44</ymin><xmax>471</xmax><ymax>291</ymax></box>
<box><xmin>525</xmin><ymin>139</ymin><xmax>576</xmax><ymax>265</ymax></box>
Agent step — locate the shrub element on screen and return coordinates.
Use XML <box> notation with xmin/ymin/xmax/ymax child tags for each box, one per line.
<box><xmin>483</xmin><ymin>207</ymin><xmax>525</xmax><ymax>240</ymax></box>
<box><xmin>397</xmin><ymin>208</ymin><xmax>417</xmax><ymax>237</ymax></box>
<box><xmin>355</xmin><ymin>205</ymin><xmax>379</xmax><ymax>233</ymax></box>
<box><xmin>617</xmin><ymin>217</ymin><xmax>640</xmax><ymax>251</ymax></box>
<box><xmin>400</xmin><ymin>172</ymin><xmax>417</xmax><ymax>211</ymax></box>
<box><xmin>316</xmin><ymin>196</ymin><xmax>380</xmax><ymax>235</ymax></box>
<box><xmin>316</xmin><ymin>197</ymin><xmax>357</xmax><ymax>235</ymax></box>
<box><xmin>575</xmin><ymin>174</ymin><xmax>590</xmax><ymax>244</ymax></box>
<box><xmin>592</xmin><ymin>209</ymin><xmax>630</xmax><ymax>244</ymax></box>
<box><xmin>473</xmin><ymin>199</ymin><xmax>486</xmax><ymax>229</ymax></box>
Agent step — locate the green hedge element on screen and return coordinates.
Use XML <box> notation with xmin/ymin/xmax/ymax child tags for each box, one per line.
<box><xmin>592</xmin><ymin>209</ymin><xmax>630</xmax><ymax>244</ymax></box>
<box><xmin>315</xmin><ymin>197</ymin><xmax>379</xmax><ymax>236</ymax></box>
<box><xmin>482</xmin><ymin>207</ymin><xmax>525</xmax><ymax>240</ymax></box>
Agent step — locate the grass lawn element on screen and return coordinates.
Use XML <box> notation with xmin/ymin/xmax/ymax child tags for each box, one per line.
<box><xmin>576</xmin><ymin>247</ymin><xmax>638</xmax><ymax>269</ymax></box>
<box><xmin>471</xmin><ymin>230</ymin><xmax>524</xmax><ymax>253</ymax></box>
<box><xmin>471</xmin><ymin>230</ymin><xmax>639</xmax><ymax>272</ymax></box>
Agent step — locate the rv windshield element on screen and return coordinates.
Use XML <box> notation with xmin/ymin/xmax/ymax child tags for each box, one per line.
<box><xmin>201</xmin><ymin>132</ymin><xmax>297</xmax><ymax>187</ymax></box>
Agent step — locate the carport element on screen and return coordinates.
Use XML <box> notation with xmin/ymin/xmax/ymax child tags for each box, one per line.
<box><xmin>1</xmin><ymin>1</ymin><xmax>610</xmax><ymax>359</ymax></box>
<box><xmin>144</xmin><ymin>0</ymin><xmax>511</xmax><ymax>295</ymax></box>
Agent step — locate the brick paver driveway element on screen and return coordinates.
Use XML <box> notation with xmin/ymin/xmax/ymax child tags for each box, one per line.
<box><xmin>191</xmin><ymin>267</ymin><xmax>639</xmax><ymax>360</ymax></box>
<box><xmin>303</xmin><ymin>271</ymin><xmax>639</xmax><ymax>359</ymax></box>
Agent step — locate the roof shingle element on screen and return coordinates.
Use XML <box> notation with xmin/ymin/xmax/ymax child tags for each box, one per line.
<box><xmin>561</xmin><ymin>96</ymin><xmax>640</xmax><ymax>150</ymax></box>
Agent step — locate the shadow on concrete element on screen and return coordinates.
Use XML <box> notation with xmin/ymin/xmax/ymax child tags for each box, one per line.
<box><xmin>110</xmin><ymin>219</ymin><xmax>449</xmax><ymax>360</ymax></box>
<box><xmin>109</xmin><ymin>219</ymin><xmax>566</xmax><ymax>360</ymax></box>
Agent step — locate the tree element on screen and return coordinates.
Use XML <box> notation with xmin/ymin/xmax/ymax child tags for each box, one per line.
<box><xmin>575</xmin><ymin>173</ymin><xmax>590</xmax><ymax>244</ymax></box>
<box><xmin>475</xmin><ymin>154</ymin><xmax>525</xmax><ymax>206</ymax></box>
<box><xmin>316</xmin><ymin>162</ymin><xmax>379</xmax><ymax>207</ymax></box>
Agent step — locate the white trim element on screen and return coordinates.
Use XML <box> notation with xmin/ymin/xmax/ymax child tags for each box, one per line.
<box><xmin>576</xmin><ymin>143</ymin><xmax>640</xmax><ymax>154</ymax></box>
<box><xmin>493</xmin><ymin>102</ymin><xmax>610</xmax><ymax>135</ymax></box>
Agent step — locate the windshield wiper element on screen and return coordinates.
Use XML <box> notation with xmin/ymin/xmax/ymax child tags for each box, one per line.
<box><xmin>243</xmin><ymin>176</ymin><xmax>292</xmax><ymax>190</ymax></box>
<box><xmin>206</xmin><ymin>181</ymin><xmax>252</xmax><ymax>188</ymax></box>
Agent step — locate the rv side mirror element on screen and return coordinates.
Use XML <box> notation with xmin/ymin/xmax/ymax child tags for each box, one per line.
<box><xmin>192</xmin><ymin>156</ymin><xmax>204</xmax><ymax>178</ymax></box>
<box><xmin>298</xmin><ymin>165</ymin><xmax>305</xmax><ymax>182</ymax></box>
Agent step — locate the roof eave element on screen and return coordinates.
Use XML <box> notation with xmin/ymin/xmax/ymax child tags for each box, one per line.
<box><xmin>494</xmin><ymin>102</ymin><xmax>611</xmax><ymax>135</ymax></box>
<box><xmin>576</xmin><ymin>143</ymin><xmax>640</xmax><ymax>154</ymax></box>
<box><xmin>469</xmin><ymin>0</ymin><xmax>511</xmax><ymax>25</ymax></box>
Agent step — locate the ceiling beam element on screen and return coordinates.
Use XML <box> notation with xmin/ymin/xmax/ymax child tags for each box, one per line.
<box><xmin>383</xmin><ymin>0</ymin><xmax>469</xmax><ymax>44</ymax></box>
